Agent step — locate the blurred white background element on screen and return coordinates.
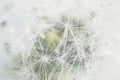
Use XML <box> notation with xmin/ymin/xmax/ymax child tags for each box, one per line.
<box><xmin>0</xmin><ymin>0</ymin><xmax>120</xmax><ymax>80</ymax></box>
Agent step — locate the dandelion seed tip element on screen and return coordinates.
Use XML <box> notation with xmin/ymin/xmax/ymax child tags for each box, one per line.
<box><xmin>41</xmin><ymin>56</ymin><xmax>49</xmax><ymax>63</ymax></box>
<box><xmin>64</xmin><ymin>22</ymin><xmax>71</xmax><ymax>28</ymax></box>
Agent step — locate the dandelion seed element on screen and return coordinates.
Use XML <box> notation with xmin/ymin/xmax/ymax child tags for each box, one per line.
<box><xmin>41</xmin><ymin>56</ymin><xmax>50</xmax><ymax>63</ymax></box>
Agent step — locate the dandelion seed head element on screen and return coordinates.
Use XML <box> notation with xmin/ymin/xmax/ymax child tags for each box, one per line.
<box><xmin>12</xmin><ymin>14</ymin><xmax>97</xmax><ymax>80</ymax></box>
<box><xmin>64</xmin><ymin>22</ymin><xmax>71</xmax><ymax>28</ymax></box>
<box><xmin>41</xmin><ymin>56</ymin><xmax>50</xmax><ymax>63</ymax></box>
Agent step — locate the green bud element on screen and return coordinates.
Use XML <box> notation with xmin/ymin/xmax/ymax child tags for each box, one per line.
<box><xmin>45</xmin><ymin>29</ymin><xmax>61</xmax><ymax>48</ymax></box>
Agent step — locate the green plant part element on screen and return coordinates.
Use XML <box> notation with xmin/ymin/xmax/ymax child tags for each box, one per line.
<box><xmin>45</xmin><ymin>29</ymin><xmax>61</xmax><ymax>49</ymax></box>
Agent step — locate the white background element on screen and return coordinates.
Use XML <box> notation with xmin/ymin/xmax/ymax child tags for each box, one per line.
<box><xmin>0</xmin><ymin>0</ymin><xmax>120</xmax><ymax>80</ymax></box>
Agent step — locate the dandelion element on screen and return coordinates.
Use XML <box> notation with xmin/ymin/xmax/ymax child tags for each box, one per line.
<box><xmin>12</xmin><ymin>15</ymin><xmax>95</xmax><ymax>80</ymax></box>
